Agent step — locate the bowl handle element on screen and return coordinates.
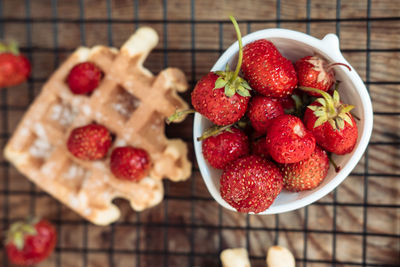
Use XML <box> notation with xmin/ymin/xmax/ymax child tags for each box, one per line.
<box><xmin>321</xmin><ymin>34</ymin><xmax>341</xmax><ymax>56</ymax></box>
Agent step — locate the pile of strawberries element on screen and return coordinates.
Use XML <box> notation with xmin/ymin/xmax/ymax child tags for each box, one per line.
<box><xmin>189</xmin><ymin>17</ymin><xmax>358</xmax><ymax>213</ymax></box>
<box><xmin>65</xmin><ymin>62</ymin><xmax>152</xmax><ymax>182</ymax></box>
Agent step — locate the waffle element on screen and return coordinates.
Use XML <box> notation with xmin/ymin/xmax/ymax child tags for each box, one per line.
<box><xmin>4</xmin><ymin>27</ymin><xmax>192</xmax><ymax>225</ymax></box>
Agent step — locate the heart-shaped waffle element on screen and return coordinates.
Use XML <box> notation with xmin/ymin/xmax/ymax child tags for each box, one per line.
<box><xmin>4</xmin><ymin>27</ymin><xmax>191</xmax><ymax>225</ymax></box>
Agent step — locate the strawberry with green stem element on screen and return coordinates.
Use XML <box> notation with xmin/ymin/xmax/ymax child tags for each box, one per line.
<box><xmin>301</xmin><ymin>86</ymin><xmax>358</xmax><ymax>155</ymax></box>
<box><xmin>295</xmin><ymin>55</ymin><xmax>351</xmax><ymax>97</ymax></box>
<box><xmin>0</xmin><ymin>41</ymin><xmax>31</xmax><ymax>88</ymax></box>
<box><xmin>5</xmin><ymin>218</ymin><xmax>57</xmax><ymax>266</ymax></box>
<box><xmin>168</xmin><ymin>16</ymin><xmax>251</xmax><ymax>126</ymax></box>
<box><xmin>201</xmin><ymin>126</ymin><xmax>249</xmax><ymax>169</ymax></box>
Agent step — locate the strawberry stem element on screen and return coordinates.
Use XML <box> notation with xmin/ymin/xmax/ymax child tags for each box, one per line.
<box><xmin>197</xmin><ymin>124</ymin><xmax>232</xmax><ymax>141</ymax></box>
<box><xmin>328</xmin><ymin>154</ymin><xmax>341</xmax><ymax>173</ymax></box>
<box><xmin>165</xmin><ymin>109</ymin><xmax>195</xmax><ymax>124</ymax></box>
<box><xmin>299</xmin><ymin>86</ymin><xmax>336</xmax><ymax>114</ymax></box>
<box><xmin>326</xmin><ymin>62</ymin><xmax>351</xmax><ymax>72</ymax></box>
<box><xmin>229</xmin><ymin>15</ymin><xmax>243</xmax><ymax>83</ymax></box>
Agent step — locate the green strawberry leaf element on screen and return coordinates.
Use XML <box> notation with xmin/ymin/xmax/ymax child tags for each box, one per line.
<box><xmin>314</xmin><ymin>110</ymin><xmax>327</xmax><ymax>117</ymax></box>
<box><xmin>14</xmin><ymin>232</ymin><xmax>24</xmax><ymax>250</ymax></box>
<box><xmin>336</xmin><ymin>117</ymin><xmax>345</xmax><ymax>129</ymax></box>
<box><xmin>242</xmin><ymin>80</ymin><xmax>252</xmax><ymax>90</ymax></box>
<box><xmin>225</xmin><ymin>84</ymin><xmax>235</xmax><ymax>97</ymax></box>
<box><xmin>333</xmin><ymin>90</ymin><xmax>340</xmax><ymax>103</ymax></box>
<box><xmin>341</xmin><ymin>105</ymin><xmax>355</xmax><ymax>114</ymax></box>
<box><xmin>214</xmin><ymin>77</ymin><xmax>228</xmax><ymax>89</ymax></box>
<box><xmin>316</xmin><ymin>98</ymin><xmax>326</xmax><ymax>106</ymax></box>
<box><xmin>314</xmin><ymin>116</ymin><xmax>327</xmax><ymax>128</ymax></box>
<box><xmin>0</xmin><ymin>41</ymin><xmax>19</xmax><ymax>55</ymax></box>
<box><xmin>237</xmin><ymin>86</ymin><xmax>251</xmax><ymax>97</ymax></box>
<box><xmin>307</xmin><ymin>105</ymin><xmax>318</xmax><ymax>111</ymax></box>
<box><xmin>342</xmin><ymin>113</ymin><xmax>354</xmax><ymax>126</ymax></box>
<box><xmin>328</xmin><ymin>119</ymin><xmax>337</xmax><ymax>130</ymax></box>
<box><xmin>225</xmin><ymin>63</ymin><xmax>230</xmax><ymax>72</ymax></box>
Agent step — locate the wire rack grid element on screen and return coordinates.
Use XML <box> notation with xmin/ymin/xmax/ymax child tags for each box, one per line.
<box><xmin>0</xmin><ymin>0</ymin><xmax>399</xmax><ymax>266</ymax></box>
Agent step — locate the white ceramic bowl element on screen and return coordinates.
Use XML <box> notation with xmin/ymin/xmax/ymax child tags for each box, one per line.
<box><xmin>193</xmin><ymin>28</ymin><xmax>373</xmax><ymax>214</ymax></box>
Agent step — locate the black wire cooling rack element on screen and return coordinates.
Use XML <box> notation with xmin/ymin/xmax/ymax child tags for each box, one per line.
<box><xmin>0</xmin><ymin>0</ymin><xmax>399</xmax><ymax>266</ymax></box>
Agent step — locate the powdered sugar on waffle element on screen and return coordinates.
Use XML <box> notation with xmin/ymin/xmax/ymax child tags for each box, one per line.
<box><xmin>50</xmin><ymin>103</ymin><xmax>78</xmax><ymax>127</ymax></box>
<box><xmin>63</xmin><ymin>164</ymin><xmax>88</xmax><ymax>180</ymax></box>
<box><xmin>29</xmin><ymin>123</ymin><xmax>52</xmax><ymax>158</ymax></box>
<box><xmin>4</xmin><ymin>27</ymin><xmax>191</xmax><ymax>225</ymax></box>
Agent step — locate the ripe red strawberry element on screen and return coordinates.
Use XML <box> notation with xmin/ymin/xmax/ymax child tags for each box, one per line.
<box><xmin>251</xmin><ymin>136</ymin><xmax>270</xmax><ymax>159</ymax></box>
<box><xmin>202</xmin><ymin>127</ymin><xmax>249</xmax><ymax>169</ymax></box>
<box><xmin>241</xmin><ymin>39</ymin><xmax>297</xmax><ymax>98</ymax></box>
<box><xmin>247</xmin><ymin>95</ymin><xmax>284</xmax><ymax>134</ymax></box>
<box><xmin>191</xmin><ymin>17</ymin><xmax>251</xmax><ymax>126</ymax></box>
<box><xmin>295</xmin><ymin>55</ymin><xmax>351</xmax><ymax>97</ymax></box>
<box><xmin>280</xmin><ymin>146</ymin><xmax>329</xmax><ymax>192</ymax></box>
<box><xmin>0</xmin><ymin>41</ymin><xmax>31</xmax><ymax>88</ymax></box>
<box><xmin>6</xmin><ymin>218</ymin><xmax>57</xmax><ymax>266</ymax></box>
<box><xmin>67</xmin><ymin>62</ymin><xmax>103</xmax><ymax>94</ymax></box>
<box><xmin>302</xmin><ymin>87</ymin><xmax>358</xmax><ymax>155</ymax></box>
<box><xmin>191</xmin><ymin>72</ymin><xmax>250</xmax><ymax>126</ymax></box>
<box><xmin>67</xmin><ymin>123</ymin><xmax>112</xmax><ymax>160</ymax></box>
<box><xmin>220</xmin><ymin>155</ymin><xmax>283</xmax><ymax>213</ymax></box>
<box><xmin>110</xmin><ymin>146</ymin><xmax>151</xmax><ymax>181</ymax></box>
<box><xmin>266</xmin><ymin>114</ymin><xmax>316</xmax><ymax>163</ymax></box>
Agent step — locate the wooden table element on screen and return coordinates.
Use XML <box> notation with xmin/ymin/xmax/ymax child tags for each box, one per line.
<box><xmin>0</xmin><ymin>0</ymin><xmax>399</xmax><ymax>266</ymax></box>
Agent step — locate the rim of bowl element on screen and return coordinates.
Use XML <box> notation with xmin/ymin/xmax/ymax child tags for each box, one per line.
<box><xmin>193</xmin><ymin>28</ymin><xmax>373</xmax><ymax>215</ymax></box>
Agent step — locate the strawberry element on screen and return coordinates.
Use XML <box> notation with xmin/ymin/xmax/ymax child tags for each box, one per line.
<box><xmin>251</xmin><ymin>135</ymin><xmax>270</xmax><ymax>159</ymax></box>
<box><xmin>0</xmin><ymin>42</ymin><xmax>31</xmax><ymax>88</ymax></box>
<box><xmin>110</xmin><ymin>146</ymin><xmax>151</xmax><ymax>181</ymax></box>
<box><xmin>247</xmin><ymin>95</ymin><xmax>284</xmax><ymax>134</ymax></box>
<box><xmin>191</xmin><ymin>17</ymin><xmax>251</xmax><ymax>126</ymax></box>
<box><xmin>220</xmin><ymin>155</ymin><xmax>283</xmax><ymax>213</ymax></box>
<box><xmin>201</xmin><ymin>127</ymin><xmax>249</xmax><ymax>169</ymax></box>
<box><xmin>191</xmin><ymin>72</ymin><xmax>250</xmax><ymax>126</ymax></box>
<box><xmin>295</xmin><ymin>55</ymin><xmax>351</xmax><ymax>97</ymax></box>
<box><xmin>67</xmin><ymin>61</ymin><xmax>103</xmax><ymax>95</ymax></box>
<box><xmin>241</xmin><ymin>39</ymin><xmax>297</xmax><ymax>98</ymax></box>
<box><xmin>6</xmin><ymin>218</ymin><xmax>57</xmax><ymax>266</ymax></box>
<box><xmin>265</xmin><ymin>114</ymin><xmax>316</xmax><ymax>163</ymax></box>
<box><xmin>280</xmin><ymin>146</ymin><xmax>329</xmax><ymax>192</ymax></box>
<box><xmin>301</xmin><ymin>87</ymin><xmax>358</xmax><ymax>155</ymax></box>
<box><xmin>67</xmin><ymin>123</ymin><xmax>112</xmax><ymax>160</ymax></box>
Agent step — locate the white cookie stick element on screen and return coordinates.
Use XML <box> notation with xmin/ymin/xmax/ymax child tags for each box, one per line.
<box><xmin>266</xmin><ymin>246</ymin><xmax>296</xmax><ymax>267</ymax></box>
<box><xmin>220</xmin><ymin>248</ymin><xmax>251</xmax><ymax>267</ymax></box>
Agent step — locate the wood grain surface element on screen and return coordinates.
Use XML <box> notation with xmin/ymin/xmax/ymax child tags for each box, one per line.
<box><xmin>0</xmin><ymin>0</ymin><xmax>399</xmax><ymax>266</ymax></box>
